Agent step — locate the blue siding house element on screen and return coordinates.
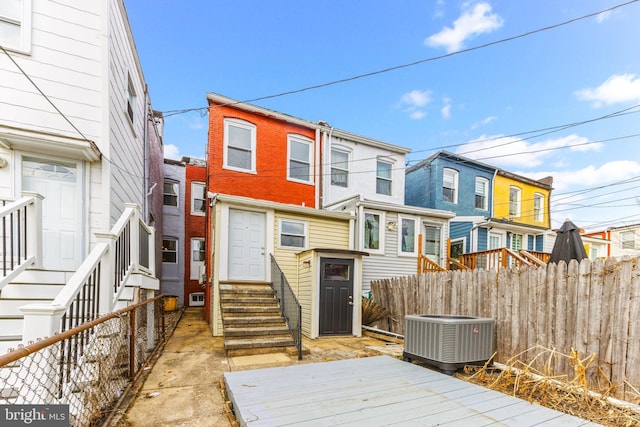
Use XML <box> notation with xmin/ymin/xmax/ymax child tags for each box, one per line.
<box><xmin>406</xmin><ymin>151</ymin><xmax>553</xmax><ymax>266</ymax></box>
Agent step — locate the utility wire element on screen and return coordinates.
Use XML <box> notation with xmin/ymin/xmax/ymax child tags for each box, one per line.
<box><xmin>161</xmin><ymin>0</ymin><xmax>640</xmax><ymax>118</ymax></box>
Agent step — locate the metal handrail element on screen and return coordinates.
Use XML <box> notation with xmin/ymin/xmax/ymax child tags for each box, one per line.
<box><xmin>269</xmin><ymin>255</ymin><xmax>302</xmax><ymax>360</ymax></box>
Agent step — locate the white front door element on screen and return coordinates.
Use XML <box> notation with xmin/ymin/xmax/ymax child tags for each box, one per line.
<box><xmin>228</xmin><ymin>209</ymin><xmax>265</xmax><ymax>281</ymax></box>
<box><xmin>22</xmin><ymin>158</ymin><xmax>82</xmax><ymax>270</ymax></box>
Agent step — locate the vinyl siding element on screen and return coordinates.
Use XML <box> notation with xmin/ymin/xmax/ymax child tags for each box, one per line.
<box><xmin>361</xmin><ymin>212</ymin><xmax>450</xmax><ymax>295</ymax></box>
<box><xmin>107</xmin><ymin>0</ymin><xmax>145</xmax><ymax>223</ymax></box>
<box><xmin>273</xmin><ymin>212</ymin><xmax>350</xmax><ymax>289</ymax></box>
<box><xmin>0</xmin><ymin>1</ymin><xmax>102</xmax><ymax>141</ymax></box>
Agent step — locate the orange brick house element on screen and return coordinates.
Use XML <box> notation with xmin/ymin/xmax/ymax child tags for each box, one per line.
<box><xmin>206</xmin><ymin>92</ymin><xmax>318</xmax><ymax>207</ymax></box>
<box><xmin>183</xmin><ymin>157</ymin><xmax>207</xmax><ymax>308</ymax></box>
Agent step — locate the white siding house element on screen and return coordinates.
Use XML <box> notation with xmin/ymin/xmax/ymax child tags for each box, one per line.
<box><xmin>320</xmin><ymin>127</ymin><xmax>455</xmax><ymax>295</ymax></box>
<box><xmin>0</xmin><ymin>0</ymin><xmax>161</xmax><ymax>352</ymax></box>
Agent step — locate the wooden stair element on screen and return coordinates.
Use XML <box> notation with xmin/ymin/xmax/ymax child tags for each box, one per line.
<box><xmin>220</xmin><ymin>283</ymin><xmax>295</xmax><ymax>356</ymax></box>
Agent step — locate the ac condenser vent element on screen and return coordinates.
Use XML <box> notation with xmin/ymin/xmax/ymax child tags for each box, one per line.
<box><xmin>403</xmin><ymin>314</ymin><xmax>495</xmax><ymax>375</ymax></box>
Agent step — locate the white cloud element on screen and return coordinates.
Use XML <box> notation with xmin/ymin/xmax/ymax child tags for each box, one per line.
<box><xmin>163</xmin><ymin>144</ymin><xmax>181</xmax><ymax>160</ymax></box>
<box><xmin>400</xmin><ymin>89</ymin><xmax>431</xmax><ymax>107</ymax></box>
<box><xmin>441</xmin><ymin>97</ymin><xmax>451</xmax><ymax>119</ymax></box>
<box><xmin>471</xmin><ymin>115</ymin><xmax>497</xmax><ymax>129</ymax></box>
<box><xmin>398</xmin><ymin>89</ymin><xmax>431</xmax><ymax>119</ymax></box>
<box><xmin>455</xmin><ymin>134</ymin><xmax>600</xmax><ymax>168</ymax></box>
<box><xmin>425</xmin><ymin>2</ymin><xmax>503</xmax><ymax>53</ymax></box>
<box><xmin>575</xmin><ymin>74</ymin><xmax>640</xmax><ymax>107</ymax></box>
<box><xmin>536</xmin><ymin>160</ymin><xmax>640</xmax><ymax>192</ymax></box>
<box><xmin>596</xmin><ymin>11</ymin><xmax>612</xmax><ymax>23</ymax></box>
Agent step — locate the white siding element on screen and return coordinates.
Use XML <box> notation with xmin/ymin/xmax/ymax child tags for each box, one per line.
<box><xmin>107</xmin><ymin>0</ymin><xmax>145</xmax><ymax>223</ymax></box>
<box><xmin>0</xmin><ymin>1</ymin><xmax>103</xmax><ymax>141</ymax></box>
<box><xmin>323</xmin><ymin>135</ymin><xmax>406</xmax><ymax>207</ymax></box>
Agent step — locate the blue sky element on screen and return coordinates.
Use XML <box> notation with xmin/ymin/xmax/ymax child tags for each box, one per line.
<box><xmin>126</xmin><ymin>1</ymin><xmax>640</xmax><ymax>232</ymax></box>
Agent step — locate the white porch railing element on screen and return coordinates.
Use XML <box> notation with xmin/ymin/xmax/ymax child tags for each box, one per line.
<box><xmin>19</xmin><ymin>203</ymin><xmax>158</xmax><ymax>344</ymax></box>
<box><xmin>0</xmin><ymin>192</ymin><xmax>43</xmax><ymax>290</ymax></box>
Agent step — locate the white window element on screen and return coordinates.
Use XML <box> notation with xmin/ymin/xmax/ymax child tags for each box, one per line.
<box><xmin>126</xmin><ymin>74</ymin><xmax>136</xmax><ymax>123</ymax></box>
<box><xmin>224</xmin><ymin>118</ymin><xmax>256</xmax><ymax>172</ymax></box>
<box><xmin>0</xmin><ymin>0</ymin><xmax>31</xmax><ymax>54</ymax></box>
<box><xmin>533</xmin><ymin>193</ymin><xmax>544</xmax><ymax>222</ymax></box>
<box><xmin>423</xmin><ymin>224</ymin><xmax>442</xmax><ymax>264</ymax></box>
<box><xmin>331</xmin><ymin>148</ymin><xmax>349</xmax><ymax>187</ymax></box>
<box><xmin>489</xmin><ymin>232</ymin><xmax>502</xmax><ymax>249</ymax></box>
<box><xmin>162</xmin><ymin>238</ymin><xmax>178</xmax><ymax>264</ymax></box>
<box><xmin>621</xmin><ymin>231</ymin><xmax>637</xmax><ymax>250</ymax></box>
<box><xmin>509</xmin><ymin>233</ymin><xmax>523</xmax><ymax>251</ymax></box>
<box><xmin>191</xmin><ymin>182</ymin><xmax>206</xmax><ymax>215</ymax></box>
<box><xmin>450</xmin><ymin>238</ymin><xmax>465</xmax><ymax>259</ymax></box>
<box><xmin>279</xmin><ymin>219</ymin><xmax>307</xmax><ymax>249</ymax></box>
<box><xmin>288</xmin><ymin>135</ymin><xmax>313</xmax><ymax>183</ymax></box>
<box><xmin>190</xmin><ymin>238</ymin><xmax>205</xmax><ymax>280</ymax></box>
<box><xmin>399</xmin><ymin>216</ymin><xmax>416</xmax><ymax>255</ymax></box>
<box><xmin>376</xmin><ymin>160</ymin><xmax>392</xmax><ymax>196</ymax></box>
<box><xmin>509</xmin><ymin>186</ymin><xmax>521</xmax><ymax>218</ymax></box>
<box><xmin>163</xmin><ymin>180</ymin><xmax>179</xmax><ymax>207</ymax></box>
<box><xmin>364</xmin><ymin>212</ymin><xmax>382</xmax><ymax>251</ymax></box>
<box><xmin>443</xmin><ymin>168</ymin><xmax>458</xmax><ymax>203</ymax></box>
<box><xmin>475</xmin><ymin>177</ymin><xmax>488</xmax><ymax>210</ymax></box>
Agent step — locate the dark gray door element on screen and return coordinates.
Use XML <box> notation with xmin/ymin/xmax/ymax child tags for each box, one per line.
<box><xmin>319</xmin><ymin>258</ymin><xmax>354</xmax><ymax>335</ymax></box>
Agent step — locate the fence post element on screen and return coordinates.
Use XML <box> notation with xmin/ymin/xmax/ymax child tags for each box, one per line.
<box><xmin>21</xmin><ymin>192</ymin><xmax>43</xmax><ymax>269</ymax></box>
<box><xmin>417</xmin><ymin>234</ymin><xmax>423</xmax><ymax>275</ymax></box>
<box><xmin>96</xmin><ymin>232</ymin><xmax>117</xmax><ymax>314</ymax></box>
<box><xmin>127</xmin><ymin>203</ymin><xmax>141</xmax><ymax>272</ymax></box>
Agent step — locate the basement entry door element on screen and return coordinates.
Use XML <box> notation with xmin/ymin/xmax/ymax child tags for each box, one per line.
<box><xmin>319</xmin><ymin>258</ymin><xmax>354</xmax><ymax>335</ymax></box>
<box><xmin>228</xmin><ymin>209</ymin><xmax>266</xmax><ymax>281</ymax></box>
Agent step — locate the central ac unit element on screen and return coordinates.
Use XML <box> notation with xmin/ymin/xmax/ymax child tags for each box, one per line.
<box><xmin>403</xmin><ymin>314</ymin><xmax>495</xmax><ymax>375</ymax></box>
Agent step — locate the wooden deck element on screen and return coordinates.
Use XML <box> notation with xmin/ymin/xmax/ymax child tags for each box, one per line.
<box><xmin>224</xmin><ymin>356</ymin><xmax>601</xmax><ymax>426</ymax></box>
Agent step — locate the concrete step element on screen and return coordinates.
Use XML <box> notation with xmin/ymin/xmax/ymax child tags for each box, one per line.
<box><xmin>223</xmin><ymin>315</ymin><xmax>285</xmax><ymax>326</ymax></box>
<box><xmin>225</xmin><ymin>336</ymin><xmax>295</xmax><ymax>352</ymax></box>
<box><xmin>220</xmin><ymin>283</ymin><xmax>272</xmax><ymax>293</ymax></box>
<box><xmin>9</xmin><ymin>269</ymin><xmax>72</xmax><ymax>285</ymax></box>
<box><xmin>220</xmin><ymin>296</ymin><xmax>277</xmax><ymax>306</ymax></box>
<box><xmin>224</xmin><ymin>325</ymin><xmax>291</xmax><ymax>337</ymax></box>
<box><xmin>222</xmin><ymin>305</ymin><xmax>281</xmax><ymax>314</ymax></box>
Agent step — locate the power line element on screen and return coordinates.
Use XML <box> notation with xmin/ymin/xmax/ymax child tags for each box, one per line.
<box><xmin>161</xmin><ymin>0</ymin><xmax>640</xmax><ymax>118</ymax></box>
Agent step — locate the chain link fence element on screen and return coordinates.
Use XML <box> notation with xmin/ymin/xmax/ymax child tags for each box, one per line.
<box><xmin>0</xmin><ymin>295</ymin><xmax>182</xmax><ymax>426</ymax></box>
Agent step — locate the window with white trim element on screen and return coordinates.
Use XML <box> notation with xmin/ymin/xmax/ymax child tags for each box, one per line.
<box><xmin>621</xmin><ymin>231</ymin><xmax>638</xmax><ymax>250</ymax></box>
<box><xmin>376</xmin><ymin>160</ymin><xmax>392</xmax><ymax>195</ymax></box>
<box><xmin>162</xmin><ymin>238</ymin><xmax>178</xmax><ymax>263</ymax></box>
<box><xmin>364</xmin><ymin>212</ymin><xmax>382</xmax><ymax>251</ymax></box>
<box><xmin>475</xmin><ymin>177</ymin><xmax>488</xmax><ymax>210</ymax></box>
<box><xmin>443</xmin><ymin>168</ymin><xmax>458</xmax><ymax>203</ymax></box>
<box><xmin>509</xmin><ymin>186</ymin><xmax>521</xmax><ymax>218</ymax></box>
<box><xmin>126</xmin><ymin>74</ymin><xmax>136</xmax><ymax>123</ymax></box>
<box><xmin>399</xmin><ymin>217</ymin><xmax>416</xmax><ymax>255</ymax></box>
<box><xmin>190</xmin><ymin>238</ymin><xmax>205</xmax><ymax>280</ymax></box>
<box><xmin>191</xmin><ymin>182</ymin><xmax>206</xmax><ymax>215</ymax></box>
<box><xmin>163</xmin><ymin>179</ymin><xmax>179</xmax><ymax>207</ymax></box>
<box><xmin>423</xmin><ymin>224</ymin><xmax>442</xmax><ymax>264</ymax></box>
<box><xmin>288</xmin><ymin>135</ymin><xmax>313</xmax><ymax>183</ymax></box>
<box><xmin>533</xmin><ymin>193</ymin><xmax>544</xmax><ymax>222</ymax></box>
<box><xmin>0</xmin><ymin>0</ymin><xmax>31</xmax><ymax>53</ymax></box>
<box><xmin>224</xmin><ymin>118</ymin><xmax>256</xmax><ymax>172</ymax></box>
<box><xmin>279</xmin><ymin>219</ymin><xmax>307</xmax><ymax>249</ymax></box>
<box><xmin>331</xmin><ymin>148</ymin><xmax>349</xmax><ymax>187</ymax></box>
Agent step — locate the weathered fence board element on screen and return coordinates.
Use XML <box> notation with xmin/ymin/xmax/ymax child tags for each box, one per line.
<box><xmin>370</xmin><ymin>256</ymin><xmax>640</xmax><ymax>403</ymax></box>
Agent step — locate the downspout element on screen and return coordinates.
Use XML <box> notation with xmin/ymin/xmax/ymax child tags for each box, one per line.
<box><xmin>315</xmin><ymin>127</ymin><xmax>321</xmax><ymax>208</ymax></box>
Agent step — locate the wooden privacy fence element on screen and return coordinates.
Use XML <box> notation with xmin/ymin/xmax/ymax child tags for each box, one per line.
<box><xmin>370</xmin><ymin>256</ymin><xmax>640</xmax><ymax>403</ymax></box>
